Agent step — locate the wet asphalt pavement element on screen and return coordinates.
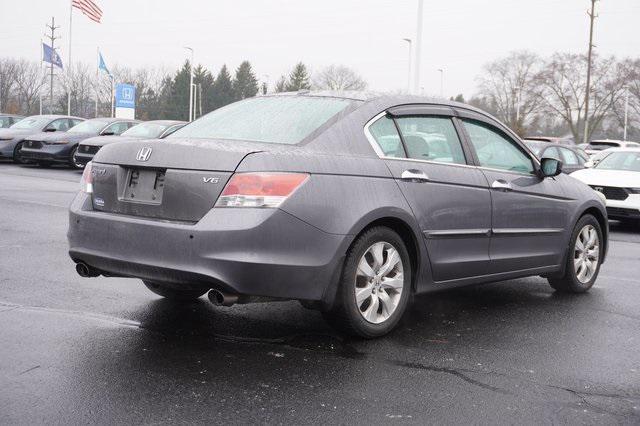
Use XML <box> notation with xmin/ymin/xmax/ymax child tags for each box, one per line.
<box><xmin>0</xmin><ymin>162</ymin><xmax>639</xmax><ymax>425</ymax></box>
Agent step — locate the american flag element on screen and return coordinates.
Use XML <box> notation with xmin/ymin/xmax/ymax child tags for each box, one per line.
<box><xmin>72</xmin><ymin>0</ymin><xmax>103</xmax><ymax>23</ymax></box>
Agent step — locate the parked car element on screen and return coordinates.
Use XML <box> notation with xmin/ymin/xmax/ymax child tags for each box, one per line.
<box><xmin>0</xmin><ymin>115</ymin><xmax>84</xmax><ymax>163</ymax></box>
<box><xmin>0</xmin><ymin>114</ymin><xmax>24</xmax><ymax>128</ymax></box>
<box><xmin>571</xmin><ymin>148</ymin><xmax>640</xmax><ymax>223</ymax></box>
<box><xmin>74</xmin><ymin>120</ymin><xmax>186</xmax><ymax>167</ymax></box>
<box><xmin>68</xmin><ymin>93</ymin><xmax>608</xmax><ymax>338</ymax></box>
<box><xmin>523</xmin><ymin>136</ymin><xmax>574</xmax><ymax>146</ymax></box>
<box><xmin>20</xmin><ymin>117</ymin><xmax>139</xmax><ymax>169</ymax></box>
<box><xmin>522</xmin><ymin>140</ymin><xmax>589</xmax><ymax>174</ymax></box>
<box><xmin>584</xmin><ymin>148</ymin><xmax>616</xmax><ymax>168</ymax></box>
<box><xmin>583</xmin><ymin>139</ymin><xmax>640</xmax><ymax>156</ymax></box>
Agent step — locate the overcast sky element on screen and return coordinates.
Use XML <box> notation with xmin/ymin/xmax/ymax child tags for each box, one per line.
<box><xmin>1</xmin><ymin>0</ymin><xmax>638</xmax><ymax>97</ymax></box>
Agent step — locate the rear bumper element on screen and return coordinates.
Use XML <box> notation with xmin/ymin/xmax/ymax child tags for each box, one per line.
<box><xmin>21</xmin><ymin>145</ymin><xmax>72</xmax><ymax>163</ymax></box>
<box><xmin>67</xmin><ymin>192</ymin><xmax>350</xmax><ymax>302</ymax></box>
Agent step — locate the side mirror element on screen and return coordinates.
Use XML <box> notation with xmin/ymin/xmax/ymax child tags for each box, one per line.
<box><xmin>100</xmin><ymin>131</ymin><xmax>115</xmax><ymax>136</ymax></box>
<box><xmin>43</xmin><ymin>127</ymin><xmax>57</xmax><ymax>132</ymax></box>
<box><xmin>539</xmin><ymin>157</ymin><xmax>563</xmax><ymax>177</ymax></box>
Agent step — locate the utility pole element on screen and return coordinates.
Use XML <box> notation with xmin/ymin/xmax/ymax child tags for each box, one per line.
<box><xmin>583</xmin><ymin>0</ymin><xmax>598</xmax><ymax>145</ymax></box>
<box><xmin>45</xmin><ymin>17</ymin><xmax>60</xmax><ymax>114</ymax></box>
<box><xmin>438</xmin><ymin>69</ymin><xmax>444</xmax><ymax>98</ymax></box>
<box><xmin>402</xmin><ymin>38</ymin><xmax>412</xmax><ymax>93</ymax></box>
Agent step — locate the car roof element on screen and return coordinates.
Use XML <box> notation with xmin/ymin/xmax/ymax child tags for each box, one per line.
<box><xmin>87</xmin><ymin>117</ymin><xmax>140</xmax><ymax>123</ymax></box>
<box><xmin>25</xmin><ymin>114</ymin><xmax>85</xmax><ymax>120</ymax></box>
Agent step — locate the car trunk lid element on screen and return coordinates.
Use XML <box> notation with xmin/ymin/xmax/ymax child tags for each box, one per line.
<box><xmin>89</xmin><ymin>138</ymin><xmax>264</xmax><ymax>222</ymax></box>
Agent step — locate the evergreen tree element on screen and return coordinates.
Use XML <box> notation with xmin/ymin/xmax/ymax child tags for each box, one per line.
<box><xmin>285</xmin><ymin>62</ymin><xmax>311</xmax><ymax>91</ymax></box>
<box><xmin>211</xmin><ymin>65</ymin><xmax>235</xmax><ymax>110</ymax></box>
<box><xmin>233</xmin><ymin>61</ymin><xmax>258</xmax><ymax>100</ymax></box>
<box><xmin>169</xmin><ymin>60</ymin><xmax>192</xmax><ymax>121</ymax></box>
<box><xmin>193</xmin><ymin>65</ymin><xmax>215</xmax><ymax>116</ymax></box>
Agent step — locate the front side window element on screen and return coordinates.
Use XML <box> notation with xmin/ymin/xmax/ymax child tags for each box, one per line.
<box><xmin>542</xmin><ymin>146</ymin><xmax>561</xmax><ymax>161</ymax></box>
<box><xmin>169</xmin><ymin>96</ymin><xmax>355</xmax><ymax>145</ymax></box>
<box><xmin>368</xmin><ymin>115</ymin><xmax>404</xmax><ymax>158</ymax></box>
<box><xmin>462</xmin><ymin>119</ymin><xmax>534</xmax><ymax>174</ymax></box>
<box><xmin>395</xmin><ymin>116</ymin><xmax>466</xmax><ymax>164</ymax></box>
<box><xmin>104</xmin><ymin>122</ymin><xmax>130</xmax><ymax>135</ymax></box>
<box><xmin>560</xmin><ymin>148</ymin><xmax>580</xmax><ymax>165</ymax></box>
<box><xmin>48</xmin><ymin>119</ymin><xmax>70</xmax><ymax>131</ymax></box>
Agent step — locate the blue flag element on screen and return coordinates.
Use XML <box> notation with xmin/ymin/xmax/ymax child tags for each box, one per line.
<box><xmin>98</xmin><ymin>51</ymin><xmax>111</xmax><ymax>76</ymax></box>
<box><xmin>42</xmin><ymin>43</ymin><xmax>63</xmax><ymax>69</ymax></box>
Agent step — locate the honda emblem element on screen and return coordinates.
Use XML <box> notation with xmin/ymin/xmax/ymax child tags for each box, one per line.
<box><xmin>136</xmin><ymin>147</ymin><xmax>152</xmax><ymax>162</ymax></box>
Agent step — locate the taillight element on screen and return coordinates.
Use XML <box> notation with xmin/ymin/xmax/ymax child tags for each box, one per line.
<box><xmin>215</xmin><ymin>172</ymin><xmax>309</xmax><ymax>208</ymax></box>
<box><xmin>81</xmin><ymin>161</ymin><xmax>93</xmax><ymax>193</ymax></box>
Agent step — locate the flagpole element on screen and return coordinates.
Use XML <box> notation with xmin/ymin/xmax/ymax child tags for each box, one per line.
<box><xmin>39</xmin><ymin>38</ymin><xmax>43</xmax><ymax>115</ymax></box>
<box><xmin>95</xmin><ymin>47</ymin><xmax>99</xmax><ymax>117</ymax></box>
<box><xmin>67</xmin><ymin>0</ymin><xmax>72</xmax><ymax>116</ymax></box>
<box><xmin>110</xmin><ymin>76</ymin><xmax>114</xmax><ymax>118</ymax></box>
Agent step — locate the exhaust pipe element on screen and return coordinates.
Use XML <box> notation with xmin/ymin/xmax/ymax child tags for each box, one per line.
<box><xmin>75</xmin><ymin>262</ymin><xmax>99</xmax><ymax>278</ymax></box>
<box><xmin>207</xmin><ymin>289</ymin><xmax>239</xmax><ymax>307</ymax></box>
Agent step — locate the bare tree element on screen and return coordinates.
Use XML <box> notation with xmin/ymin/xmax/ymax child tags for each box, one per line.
<box><xmin>14</xmin><ymin>60</ymin><xmax>46</xmax><ymax>115</ymax></box>
<box><xmin>313</xmin><ymin>64</ymin><xmax>367</xmax><ymax>91</ymax></box>
<box><xmin>538</xmin><ymin>53</ymin><xmax>629</xmax><ymax>143</ymax></box>
<box><xmin>0</xmin><ymin>58</ymin><xmax>19</xmax><ymax>113</ymax></box>
<box><xmin>59</xmin><ymin>62</ymin><xmax>95</xmax><ymax>117</ymax></box>
<box><xmin>611</xmin><ymin>58</ymin><xmax>640</xmax><ymax>140</ymax></box>
<box><xmin>476</xmin><ymin>51</ymin><xmax>544</xmax><ymax>135</ymax></box>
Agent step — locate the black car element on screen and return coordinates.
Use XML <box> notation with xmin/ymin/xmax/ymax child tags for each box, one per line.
<box><xmin>20</xmin><ymin>117</ymin><xmax>139</xmax><ymax>169</ymax></box>
<box><xmin>0</xmin><ymin>115</ymin><xmax>84</xmax><ymax>163</ymax></box>
<box><xmin>74</xmin><ymin>120</ymin><xmax>186</xmax><ymax>166</ymax></box>
<box><xmin>523</xmin><ymin>140</ymin><xmax>589</xmax><ymax>174</ymax></box>
<box><xmin>0</xmin><ymin>114</ymin><xmax>24</xmax><ymax>128</ymax></box>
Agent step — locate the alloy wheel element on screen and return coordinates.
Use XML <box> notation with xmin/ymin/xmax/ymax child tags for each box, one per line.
<box><xmin>574</xmin><ymin>224</ymin><xmax>600</xmax><ymax>284</ymax></box>
<box><xmin>354</xmin><ymin>241</ymin><xmax>404</xmax><ymax>324</ymax></box>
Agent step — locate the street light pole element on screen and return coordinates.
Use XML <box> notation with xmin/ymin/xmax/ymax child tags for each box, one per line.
<box><xmin>184</xmin><ymin>47</ymin><xmax>194</xmax><ymax>122</ymax></box>
<box><xmin>413</xmin><ymin>0</ymin><xmax>424</xmax><ymax>94</ymax></box>
<box><xmin>437</xmin><ymin>68</ymin><xmax>444</xmax><ymax>98</ymax></box>
<box><xmin>402</xmin><ymin>38</ymin><xmax>412</xmax><ymax>94</ymax></box>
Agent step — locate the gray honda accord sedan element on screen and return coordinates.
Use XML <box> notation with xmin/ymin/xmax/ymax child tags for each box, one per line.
<box><xmin>68</xmin><ymin>92</ymin><xmax>608</xmax><ymax>338</ymax></box>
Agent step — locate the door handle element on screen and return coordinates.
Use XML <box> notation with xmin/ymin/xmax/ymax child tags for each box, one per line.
<box><xmin>401</xmin><ymin>169</ymin><xmax>429</xmax><ymax>182</ymax></box>
<box><xmin>491</xmin><ymin>179</ymin><xmax>512</xmax><ymax>191</ymax></box>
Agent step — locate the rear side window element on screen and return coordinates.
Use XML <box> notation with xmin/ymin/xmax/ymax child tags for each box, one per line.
<box><xmin>368</xmin><ymin>115</ymin><xmax>404</xmax><ymax>158</ymax></box>
<box><xmin>462</xmin><ymin>119</ymin><xmax>534</xmax><ymax>174</ymax></box>
<box><xmin>395</xmin><ymin>116</ymin><xmax>466</xmax><ymax>165</ymax></box>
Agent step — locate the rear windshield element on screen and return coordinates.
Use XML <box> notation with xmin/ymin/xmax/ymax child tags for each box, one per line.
<box><xmin>169</xmin><ymin>96</ymin><xmax>355</xmax><ymax>145</ymax></box>
<box><xmin>589</xmin><ymin>141</ymin><xmax>619</xmax><ymax>150</ymax></box>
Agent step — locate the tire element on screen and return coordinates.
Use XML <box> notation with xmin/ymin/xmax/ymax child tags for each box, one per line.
<box><xmin>12</xmin><ymin>142</ymin><xmax>26</xmax><ymax>164</ymax></box>
<box><xmin>69</xmin><ymin>146</ymin><xmax>84</xmax><ymax>169</ymax></box>
<box><xmin>143</xmin><ymin>281</ymin><xmax>208</xmax><ymax>301</ymax></box>
<box><xmin>323</xmin><ymin>226</ymin><xmax>412</xmax><ymax>338</ymax></box>
<box><xmin>548</xmin><ymin>214</ymin><xmax>603</xmax><ymax>293</ymax></box>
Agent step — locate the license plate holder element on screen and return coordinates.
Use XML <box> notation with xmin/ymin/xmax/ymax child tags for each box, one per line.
<box><xmin>122</xmin><ymin>168</ymin><xmax>165</xmax><ymax>204</ymax></box>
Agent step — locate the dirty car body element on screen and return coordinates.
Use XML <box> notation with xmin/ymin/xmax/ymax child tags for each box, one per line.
<box><xmin>67</xmin><ymin>92</ymin><xmax>608</xmax><ymax>336</ymax></box>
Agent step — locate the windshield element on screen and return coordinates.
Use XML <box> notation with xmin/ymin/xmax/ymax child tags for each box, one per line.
<box><xmin>122</xmin><ymin>122</ymin><xmax>167</xmax><ymax>138</ymax></box>
<box><xmin>169</xmin><ymin>96</ymin><xmax>355</xmax><ymax>144</ymax></box>
<box><xmin>69</xmin><ymin>119</ymin><xmax>109</xmax><ymax>134</ymax></box>
<box><xmin>10</xmin><ymin>117</ymin><xmax>49</xmax><ymax>130</ymax></box>
<box><xmin>595</xmin><ymin>151</ymin><xmax>640</xmax><ymax>172</ymax></box>
<box><xmin>589</xmin><ymin>141</ymin><xmax>619</xmax><ymax>150</ymax></box>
